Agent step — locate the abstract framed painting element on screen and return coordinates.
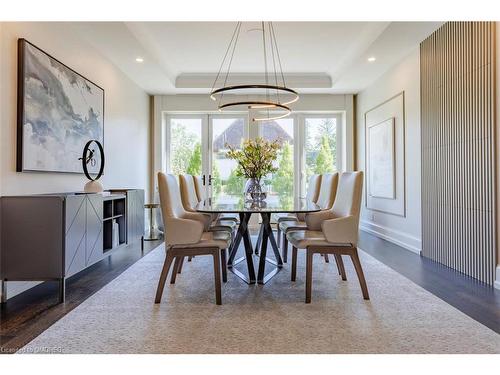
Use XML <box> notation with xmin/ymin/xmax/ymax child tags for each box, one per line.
<box><xmin>367</xmin><ymin>117</ymin><xmax>395</xmax><ymax>199</ymax></box>
<box><xmin>17</xmin><ymin>38</ymin><xmax>104</xmax><ymax>174</ymax></box>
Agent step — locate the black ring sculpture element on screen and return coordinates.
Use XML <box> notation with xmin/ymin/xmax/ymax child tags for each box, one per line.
<box><xmin>81</xmin><ymin>140</ymin><xmax>105</xmax><ymax>181</ymax></box>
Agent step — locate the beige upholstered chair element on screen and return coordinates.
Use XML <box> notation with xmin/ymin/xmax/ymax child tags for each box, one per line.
<box><xmin>279</xmin><ymin>173</ymin><xmax>339</xmax><ymax>262</ymax></box>
<box><xmin>275</xmin><ymin>174</ymin><xmax>322</xmax><ymax>248</ymax></box>
<box><xmin>296</xmin><ymin>174</ymin><xmax>323</xmax><ymax>222</ymax></box>
<box><xmin>155</xmin><ymin>172</ymin><xmax>231</xmax><ymax>305</ymax></box>
<box><xmin>179</xmin><ymin>174</ymin><xmax>237</xmax><ymax>233</ymax></box>
<box><xmin>193</xmin><ymin>175</ymin><xmax>239</xmax><ymax>223</ymax></box>
<box><xmin>286</xmin><ymin>171</ymin><xmax>368</xmax><ymax>303</ymax></box>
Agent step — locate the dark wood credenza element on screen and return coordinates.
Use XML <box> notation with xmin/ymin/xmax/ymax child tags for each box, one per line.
<box><xmin>0</xmin><ymin>189</ymin><xmax>144</xmax><ymax>303</ymax></box>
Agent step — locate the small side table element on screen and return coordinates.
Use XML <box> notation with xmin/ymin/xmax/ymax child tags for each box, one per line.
<box><xmin>143</xmin><ymin>203</ymin><xmax>161</xmax><ymax>243</ymax></box>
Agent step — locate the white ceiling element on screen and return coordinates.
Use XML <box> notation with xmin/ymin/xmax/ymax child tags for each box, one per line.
<box><xmin>71</xmin><ymin>21</ymin><xmax>443</xmax><ymax>95</ymax></box>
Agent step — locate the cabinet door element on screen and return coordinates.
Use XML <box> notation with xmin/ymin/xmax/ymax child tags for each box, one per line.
<box><xmin>127</xmin><ymin>190</ymin><xmax>144</xmax><ymax>244</ymax></box>
<box><xmin>85</xmin><ymin>194</ymin><xmax>103</xmax><ymax>266</ymax></box>
<box><xmin>65</xmin><ymin>195</ymin><xmax>87</xmax><ymax>278</ymax></box>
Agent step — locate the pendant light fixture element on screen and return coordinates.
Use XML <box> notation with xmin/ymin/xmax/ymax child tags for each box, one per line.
<box><xmin>210</xmin><ymin>22</ymin><xmax>299</xmax><ymax>121</ymax></box>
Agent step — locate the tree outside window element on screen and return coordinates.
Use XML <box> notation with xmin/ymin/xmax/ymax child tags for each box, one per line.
<box><xmin>305</xmin><ymin>117</ymin><xmax>337</xmax><ymax>186</ymax></box>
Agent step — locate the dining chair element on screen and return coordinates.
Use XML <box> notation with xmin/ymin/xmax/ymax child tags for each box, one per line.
<box><xmin>179</xmin><ymin>174</ymin><xmax>237</xmax><ymax>233</ymax></box>
<box><xmin>279</xmin><ymin>173</ymin><xmax>339</xmax><ymax>263</ymax></box>
<box><xmin>275</xmin><ymin>174</ymin><xmax>322</xmax><ymax>249</ymax></box>
<box><xmin>286</xmin><ymin>171</ymin><xmax>368</xmax><ymax>303</ymax></box>
<box><xmin>193</xmin><ymin>175</ymin><xmax>239</xmax><ymax>223</ymax></box>
<box><xmin>155</xmin><ymin>172</ymin><xmax>231</xmax><ymax>305</ymax></box>
<box><xmin>179</xmin><ymin>174</ymin><xmax>237</xmax><ymax>267</ymax></box>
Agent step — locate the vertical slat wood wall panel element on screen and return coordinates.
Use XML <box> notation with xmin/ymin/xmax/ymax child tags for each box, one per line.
<box><xmin>420</xmin><ymin>22</ymin><xmax>496</xmax><ymax>285</ymax></box>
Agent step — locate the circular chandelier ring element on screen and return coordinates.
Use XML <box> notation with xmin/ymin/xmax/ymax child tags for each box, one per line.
<box><xmin>210</xmin><ymin>84</ymin><xmax>299</xmax><ymax>106</ymax></box>
<box><xmin>218</xmin><ymin>100</ymin><xmax>291</xmax><ymax>122</ymax></box>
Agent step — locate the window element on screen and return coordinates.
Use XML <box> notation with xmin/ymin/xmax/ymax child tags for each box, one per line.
<box><xmin>165</xmin><ymin>114</ymin><xmax>247</xmax><ymax>200</ymax></box>
<box><xmin>166</xmin><ymin>117</ymin><xmax>204</xmax><ymax>176</ymax></box>
<box><xmin>164</xmin><ymin>112</ymin><xmax>344</xmax><ymax>200</ymax></box>
<box><xmin>210</xmin><ymin>116</ymin><xmax>247</xmax><ymax>199</ymax></box>
<box><xmin>303</xmin><ymin>115</ymin><xmax>341</xmax><ymax>194</ymax></box>
<box><xmin>259</xmin><ymin>118</ymin><xmax>295</xmax><ymax>199</ymax></box>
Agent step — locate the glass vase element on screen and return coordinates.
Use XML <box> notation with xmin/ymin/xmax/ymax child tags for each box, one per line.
<box><xmin>244</xmin><ymin>178</ymin><xmax>267</xmax><ymax>202</ymax></box>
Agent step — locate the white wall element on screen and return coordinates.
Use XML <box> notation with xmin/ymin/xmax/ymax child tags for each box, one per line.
<box><xmin>0</xmin><ymin>22</ymin><xmax>151</xmax><ymax>298</ymax></box>
<box><xmin>355</xmin><ymin>47</ymin><xmax>421</xmax><ymax>253</ymax></box>
<box><xmin>0</xmin><ymin>22</ymin><xmax>151</xmax><ymax>196</ymax></box>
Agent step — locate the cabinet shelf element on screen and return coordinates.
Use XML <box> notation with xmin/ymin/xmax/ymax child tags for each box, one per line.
<box><xmin>103</xmin><ymin>214</ymin><xmax>123</xmax><ymax>221</ymax></box>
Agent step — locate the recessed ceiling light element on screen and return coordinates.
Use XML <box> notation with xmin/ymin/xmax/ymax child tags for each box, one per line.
<box><xmin>367</xmin><ymin>56</ymin><xmax>376</xmax><ymax>62</ymax></box>
<box><xmin>135</xmin><ymin>57</ymin><xmax>144</xmax><ymax>63</ymax></box>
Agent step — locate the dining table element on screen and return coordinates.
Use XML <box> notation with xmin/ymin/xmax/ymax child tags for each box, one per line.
<box><xmin>196</xmin><ymin>195</ymin><xmax>321</xmax><ymax>285</ymax></box>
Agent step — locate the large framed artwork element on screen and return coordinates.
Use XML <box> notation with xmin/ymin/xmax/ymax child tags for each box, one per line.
<box><xmin>364</xmin><ymin>91</ymin><xmax>405</xmax><ymax>217</ymax></box>
<box><xmin>17</xmin><ymin>38</ymin><xmax>104</xmax><ymax>174</ymax></box>
<box><xmin>367</xmin><ymin>118</ymin><xmax>395</xmax><ymax>199</ymax></box>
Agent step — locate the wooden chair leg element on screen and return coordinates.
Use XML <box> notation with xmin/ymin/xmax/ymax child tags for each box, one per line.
<box><xmin>187</xmin><ymin>256</ymin><xmax>193</xmax><ymax>262</ymax></box>
<box><xmin>170</xmin><ymin>257</ymin><xmax>181</xmax><ymax>284</ymax></box>
<box><xmin>177</xmin><ymin>256</ymin><xmax>185</xmax><ymax>273</ymax></box>
<box><xmin>282</xmin><ymin>234</ymin><xmax>288</xmax><ymax>263</ymax></box>
<box><xmin>305</xmin><ymin>250</ymin><xmax>314</xmax><ymax>303</ymax></box>
<box><xmin>333</xmin><ymin>254</ymin><xmax>347</xmax><ymax>280</ymax></box>
<box><xmin>291</xmin><ymin>246</ymin><xmax>298</xmax><ymax>281</ymax></box>
<box><xmin>323</xmin><ymin>254</ymin><xmax>330</xmax><ymax>263</ymax></box>
<box><xmin>155</xmin><ymin>252</ymin><xmax>174</xmax><ymax>303</ymax></box>
<box><xmin>212</xmin><ymin>250</ymin><xmax>222</xmax><ymax>305</ymax></box>
<box><xmin>221</xmin><ymin>248</ymin><xmax>228</xmax><ymax>283</ymax></box>
<box><xmin>350</xmin><ymin>249</ymin><xmax>369</xmax><ymax>300</ymax></box>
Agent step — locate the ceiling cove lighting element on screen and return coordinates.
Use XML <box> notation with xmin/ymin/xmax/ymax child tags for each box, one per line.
<box><xmin>210</xmin><ymin>22</ymin><xmax>299</xmax><ymax>122</ymax></box>
<box><xmin>367</xmin><ymin>56</ymin><xmax>376</xmax><ymax>62</ymax></box>
<box><xmin>135</xmin><ymin>57</ymin><xmax>144</xmax><ymax>63</ymax></box>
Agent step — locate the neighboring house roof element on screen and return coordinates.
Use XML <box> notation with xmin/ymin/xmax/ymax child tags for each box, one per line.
<box><xmin>213</xmin><ymin>118</ymin><xmax>292</xmax><ymax>152</ymax></box>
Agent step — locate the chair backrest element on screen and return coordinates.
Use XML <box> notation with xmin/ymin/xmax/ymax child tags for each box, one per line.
<box><xmin>158</xmin><ymin>172</ymin><xmax>206</xmax><ymax>247</ymax></box>
<box><xmin>306</xmin><ymin>174</ymin><xmax>322</xmax><ymax>203</ymax></box>
<box><xmin>315</xmin><ymin>173</ymin><xmax>339</xmax><ymax>209</ymax></box>
<box><xmin>193</xmin><ymin>175</ymin><xmax>205</xmax><ymax>202</ymax></box>
<box><xmin>331</xmin><ymin>171</ymin><xmax>363</xmax><ymax>219</ymax></box>
<box><xmin>157</xmin><ymin>172</ymin><xmax>187</xmax><ymax>220</ymax></box>
<box><xmin>179</xmin><ymin>174</ymin><xmax>200</xmax><ymax>211</ymax></box>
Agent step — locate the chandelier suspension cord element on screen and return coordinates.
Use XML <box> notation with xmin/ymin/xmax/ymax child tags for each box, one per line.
<box><xmin>219</xmin><ymin>21</ymin><xmax>242</xmax><ymax>108</ymax></box>
<box><xmin>209</xmin><ymin>22</ymin><xmax>298</xmax><ymax>121</ymax></box>
<box><xmin>211</xmin><ymin>22</ymin><xmax>240</xmax><ymax>95</ymax></box>
<box><xmin>261</xmin><ymin>21</ymin><xmax>270</xmax><ymax>121</ymax></box>
<box><xmin>268</xmin><ymin>22</ymin><xmax>281</xmax><ymax>106</ymax></box>
<box><xmin>270</xmin><ymin>22</ymin><xmax>286</xmax><ymax>87</ymax></box>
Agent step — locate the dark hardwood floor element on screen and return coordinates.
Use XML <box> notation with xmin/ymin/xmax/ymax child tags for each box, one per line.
<box><xmin>1</xmin><ymin>231</ymin><xmax>498</xmax><ymax>354</ymax></box>
<box><xmin>359</xmin><ymin>231</ymin><xmax>500</xmax><ymax>334</ymax></box>
<box><xmin>0</xmin><ymin>240</ymin><xmax>161</xmax><ymax>353</ymax></box>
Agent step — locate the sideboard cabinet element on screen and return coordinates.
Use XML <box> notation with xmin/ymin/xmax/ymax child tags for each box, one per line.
<box><xmin>0</xmin><ymin>190</ymin><xmax>144</xmax><ymax>303</ymax></box>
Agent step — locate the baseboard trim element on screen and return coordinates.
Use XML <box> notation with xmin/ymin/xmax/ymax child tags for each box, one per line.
<box><xmin>360</xmin><ymin>221</ymin><xmax>421</xmax><ymax>254</ymax></box>
<box><xmin>495</xmin><ymin>266</ymin><xmax>500</xmax><ymax>290</ymax></box>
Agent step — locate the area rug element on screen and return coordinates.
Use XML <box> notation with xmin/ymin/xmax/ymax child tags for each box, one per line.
<box><xmin>21</xmin><ymin>243</ymin><xmax>499</xmax><ymax>353</ymax></box>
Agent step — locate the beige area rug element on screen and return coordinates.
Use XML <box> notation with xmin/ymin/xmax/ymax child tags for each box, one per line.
<box><xmin>21</xmin><ymin>242</ymin><xmax>499</xmax><ymax>354</ymax></box>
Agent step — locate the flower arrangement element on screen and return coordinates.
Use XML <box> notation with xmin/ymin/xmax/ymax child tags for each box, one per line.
<box><xmin>226</xmin><ymin>137</ymin><xmax>281</xmax><ymax>182</ymax></box>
